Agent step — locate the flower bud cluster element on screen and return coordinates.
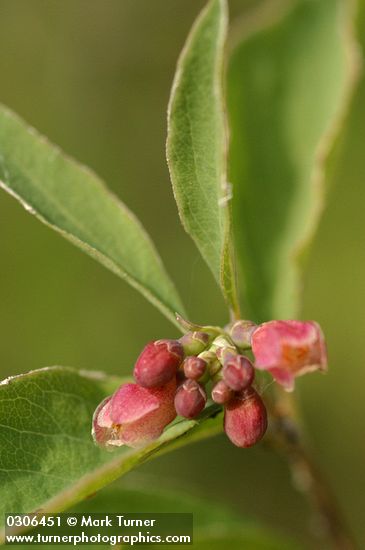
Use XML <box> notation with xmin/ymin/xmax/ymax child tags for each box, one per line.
<box><xmin>93</xmin><ymin>320</ymin><xmax>327</xmax><ymax>450</ymax></box>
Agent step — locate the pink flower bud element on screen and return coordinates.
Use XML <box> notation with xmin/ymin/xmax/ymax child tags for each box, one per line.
<box><xmin>211</xmin><ymin>380</ymin><xmax>234</xmax><ymax>404</ymax></box>
<box><xmin>222</xmin><ymin>355</ymin><xmax>254</xmax><ymax>391</ymax></box>
<box><xmin>183</xmin><ymin>356</ymin><xmax>207</xmax><ymax>380</ymax></box>
<box><xmin>133</xmin><ymin>339</ymin><xmax>184</xmax><ymax>388</ymax></box>
<box><xmin>224</xmin><ymin>387</ymin><xmax>267</xmax><ymax>448</ymax></box>
<box><xmin>92</xmin><ymin>378</ymin><xmax>177</xmax><ymax>448</ymax></box>
<box><xmin>174</xmin><ymin>379</ymin><xmax>206</xmax><ymax>419</ymax></box>
<box><xmin>229</xmin><ymin>320</ymin><xmax>257</xmax><ymax>349</ymax></box>
<box><xmin>179</xmin><ymin>331</ymin><xmax>210</xmax><ymax>356</ymax></box>
<box><xmin>252</xmin><ymin>320</ymin><xmax>327</xmax><ymax>391</ymax></box>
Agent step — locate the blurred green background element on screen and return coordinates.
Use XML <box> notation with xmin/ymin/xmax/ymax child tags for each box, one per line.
<box><xmin>0</xmin><ymin>0</ymin><xmax>364</xmax><ymax>547</ymax></box>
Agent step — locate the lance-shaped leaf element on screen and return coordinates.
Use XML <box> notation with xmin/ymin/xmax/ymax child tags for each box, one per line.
<box><xmin>227</xmin><ymin>0</ymin><xmax>359</xmax><ymax>321</ymax></box>
<box><xmin>0</xmin><ymin>366</ymin><xmax>223</xmax><ymax>540</ymax></box>
<box><xmin>0</xmin><ymin>105</ymin><xmax>186</xmax><ymax>327</ymax></box>
<box><xmin>167</xmin><ymin>0</ymin><xmax>239</xmax><ymax>316</ymax></box>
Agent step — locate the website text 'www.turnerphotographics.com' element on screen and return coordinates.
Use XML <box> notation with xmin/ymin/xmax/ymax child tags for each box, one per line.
<box><xmin>5</xmin><ymin>513</ymin><xmax>193</xmax><ymax>545</ymax></box>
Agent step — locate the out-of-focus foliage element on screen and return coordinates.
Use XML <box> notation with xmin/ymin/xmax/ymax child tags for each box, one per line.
<box><xmin>228</xmin><ymin>0</ymin><xmax>357</xmax><ymax>322</ymax></box>
<box><xmin>22</xmin><ymin>485</ymin><xmax>300</xmax><ymax>550</ymax></box>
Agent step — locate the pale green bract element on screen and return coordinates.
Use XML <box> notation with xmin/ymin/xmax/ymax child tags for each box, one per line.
<box><xmin>167</xmin><ymin>0</ymin><xmax>239</xmax><ymax>317</ymax></box>
<box><xmin>227</xmin><ymin>0</ymin><xmax>358</xmax><ymax>321</ymax></box>
<box><xmin>0</xmin><ymin>105</ymin><xmax>186</xmax><ymax>328</ymax></box>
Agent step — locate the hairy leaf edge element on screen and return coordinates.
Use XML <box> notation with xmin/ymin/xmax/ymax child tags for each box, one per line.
<box><xmin>166</xmin><ymin>0</ymin><xmax>240</xmax><ymax>316</ymax></box>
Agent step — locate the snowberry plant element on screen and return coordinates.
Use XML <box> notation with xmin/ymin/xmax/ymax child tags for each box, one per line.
<box><xmin>0</xmin><ymin>0</ymin><xmax>358</xmax><ymax>548</ymax></box>
<box><xmin>93</xmin><ymin>320</ymin><xmax>326</xmax><ymax>449</ymax></box>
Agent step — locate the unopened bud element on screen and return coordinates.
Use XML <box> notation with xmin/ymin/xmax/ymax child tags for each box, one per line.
<box><xmin>224</xmin><ymin>387</ymin><xmax>267</xmax><ymax>448</ymax></box>
<box><xmin>211</xmin><ymin>380</ymin><xmax>234</xmax><ymax>404</ymax></box>
<box><xmin>211</xmin><ymin>335</ymin><xmax>237</xmax><ymax>364</ymax></box>
<box><xmin>215</xmin><ymin>346</ymin><xmax>237</xmax><ymax>364</ymax></box>
<box><xmin>183</xmin><ymin>356</ymin><xmax>207</xmax><ymax>380</ymax></box>
<box><xmin>134</xmin><ymin>339</ymin><xmax>184</xmax><ymax>388</ymax></box>
<box><xmin>230</xmin><ymin>320</ymin><xmax>257</xmax><ymax>349</ymax></box>
<box><xmin>222</xmin><ymin>355</ymin><xmax>254</xmax><ymax>391</ymax></box>
<box><xmin>174</xmin><ymin>379</ymin><xmax>206</xmax><ymax>419</ymax></box>
<box><xmin>179</xmin><ymin>331</ymin><xmax>210</xmax><ymax>356</ymax></box>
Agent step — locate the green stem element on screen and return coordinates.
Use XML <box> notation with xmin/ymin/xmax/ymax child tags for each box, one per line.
<box><xmin>267</xmin><ymin>391</ymin><xmax>356</xmax><ymax>550</ymax></box>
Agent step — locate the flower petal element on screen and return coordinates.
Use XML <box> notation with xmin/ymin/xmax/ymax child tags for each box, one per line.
<box><xmin>118</xmin><ymin>378</ymin><xmax>177</xmax><ymax>447</ymax></box>
<box><xmin>252</xmin><ymin>320</ymin><xmax>327</xmax><ymax>390</ymax></box>
<box><xmin>110</xmin><ymin>383</ymin><xmax>160</xmax><ymax>424</ymax></box>
<box><xmin>92</xmin><ymin>396</ymin><xmax>114</xmax><ymax>446</ymax></box>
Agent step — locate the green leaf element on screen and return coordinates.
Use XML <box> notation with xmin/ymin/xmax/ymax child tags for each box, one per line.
<box><xmin>227</xmin><ymin>0</ymin><xmax>359</xmax><ymax>321</ymax></box>
<box><xmin>0</xmin><ymin>367</ymin><xmax>223</xmax><ymax>541</ymax></box>
<box><xmin>0</xmin><ymin>105</ymin><xmax>186</xmax><ymax>327</ymax></box>
<box><xmin>167</xmin><ymin>0</ymin><xmax>239</xmax><ymax>316</ymax></box>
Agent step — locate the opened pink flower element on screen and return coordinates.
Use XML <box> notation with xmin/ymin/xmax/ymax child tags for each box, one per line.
<box><xmin>252</xmin><ymin>320</ymin><xmax>327</xmax><ymax>391</ymax></box>
<box><xmin>92</xmin><ymin>378</ymin><xmax>177</xmax><ymax>448</ymax></box>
